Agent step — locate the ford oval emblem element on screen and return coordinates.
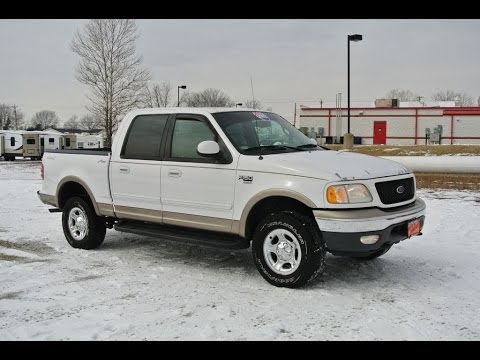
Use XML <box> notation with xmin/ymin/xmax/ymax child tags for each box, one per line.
<box><xmin>396</xmin><ymin>185</ymin><xmax>405</xmax><ymax>194</ymax></box>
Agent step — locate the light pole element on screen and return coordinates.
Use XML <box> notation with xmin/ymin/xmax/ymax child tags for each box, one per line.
<box><xmin>236</xmin><ymin>103</ymin><xmax>243</xmax><ymax>107</ymax></box>
<box><xmin>177</xmin><ymin>85</ymin><xmax>186</xmax><ymax>107</ymax></box>
<box><xmin>345</xmin><ymin>34</ymin><xmax>362</xmax><ymax>149</ymax></box>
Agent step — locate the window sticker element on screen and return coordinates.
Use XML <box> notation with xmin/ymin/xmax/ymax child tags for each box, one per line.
<box><xmin>252</xmin><ymin>111</ymin><xmax>270</xmax><ymax>120</ymax></box>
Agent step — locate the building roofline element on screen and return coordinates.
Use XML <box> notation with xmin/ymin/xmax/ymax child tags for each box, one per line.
<box><xmin>300</xmin><ymin>106</ymin><xmax>480</xmax><ymax>111</ymax></box>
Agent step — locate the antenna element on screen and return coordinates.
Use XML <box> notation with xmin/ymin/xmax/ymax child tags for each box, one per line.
<box><xmin>250</xmin><ymin>76</ymin><xmax>256</xmax><ymax>109</ymax></box>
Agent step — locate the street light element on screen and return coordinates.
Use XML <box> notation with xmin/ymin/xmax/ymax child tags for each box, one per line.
<box><xmin>236</xmin><ymin>103</ymin><xmax>243</xmax><ymax>107</ymax></box>
<box><xmin>177</xmin><ymin>85</ymin><xmax>186</xmax><ymax>107</ymax></box>
<box><xmin>346</xmin><ymin>33</ymin><xmax>362</xmax><ymax>149</ymax></box>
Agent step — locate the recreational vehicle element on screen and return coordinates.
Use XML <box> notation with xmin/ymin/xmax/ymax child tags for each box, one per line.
<box><xmin>0</xmin><ymin>134</ymin><xmax>4</xmax><ymax>159</ymax></box>
<box><xmin>62</xmin><ymin>134</ymin><xmax>77</xmax><ymax>150</ymax></box>
<box><xmin>2</xmin><ymin>131</ymin><xmax>23</xmax><ymax>161</ymax></box>
<box><xmin>77</xmin><ymin>134</ymin><xmax>103</xmax><ymax>149</ymax></box>
<box><xmin>22</xmin><ymin>132</ymin><xmax>42</xmax><ymax>160</ymax></box>
<box><xmin>42</xmin><ymin>132</ymin><xmax>65</xmax><ymax>151</ymax></box>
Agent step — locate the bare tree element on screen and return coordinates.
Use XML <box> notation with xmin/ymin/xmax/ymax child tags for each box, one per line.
<box><xmin>31</xmin><ymin>110</ymin><xmax>60</xmax><ymax>130</ymax></box>
<box><xmin>63</xmin><ymin>115</ymin><xmax>79</xmax><ymax>129</ymax></box>
<box><xmin>245</xmin><ymin>99</ymin><xmax>264</xmax><ymax>109</ymax></box>
<box><xmin>0</xmin><ymin>104</ymin><xmax>12</xmax><ymax>130</ymax></box>
<box><xmin>432</xmin><ymin>90</ymin><xmax>474</xmax><ymax>106</ymax></box>
<box><xmin>143</xmin><ymin>82</ymin><xmax>172</xmax><ymax>107</ymax></box>
<box><xmin>183</xmin><ymin>88</ymin><xmax>234</xmax><ymax>107</ymax></box>
<box><xmin>71</xmin><ymin>19</ymin><xmax>151</xmax><ymax>146</ymax></box>
<box><xmin>79</xmin><ymin>114</ymin><xmax>99</xmax><ymax>131</ymax></box>
<box><xmin>385</xmin><ymin>89</ymin><xmax>419</xmax><ymax>101</ymax></box>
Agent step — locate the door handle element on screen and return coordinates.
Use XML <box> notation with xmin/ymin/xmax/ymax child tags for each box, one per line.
<box><xmin>168</xmin><ymin>169</ymin><xmax>182</xmax><ymax>177</ymax></box>
<box><xmin>119</xmin><ymin>166</ymin><xmax>130</xmax><ymax>174</ymax></box>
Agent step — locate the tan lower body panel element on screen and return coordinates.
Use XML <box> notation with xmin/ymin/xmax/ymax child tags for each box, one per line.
<box><xmin>97</xmin><ymin>203</ymin><xmax>115</xmax><ymax>217</ymax></box>
<box><xmin>163</xmin><ymin>211</ymin><xmax>233</xmax><ymax>234</ymax></box>
<box><xmin>114</xmin><ymin>205</ymin><xmax>163</xmax><ymax>224</ymax></box>
<box><xmin>112</xmin><ymin>205</ymin><xmax>239</xmax><ymax>235</ymax></box>
<box><xmin>37</xmin><ymin>192</ymin><xmax>57</xmax><ymax>207</ymax></box>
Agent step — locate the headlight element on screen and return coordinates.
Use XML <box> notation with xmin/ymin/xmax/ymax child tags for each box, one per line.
<box><xmin>327</xmin><ymin>184</ymin><xmax>373</xmax><ymax>204</ymax></box>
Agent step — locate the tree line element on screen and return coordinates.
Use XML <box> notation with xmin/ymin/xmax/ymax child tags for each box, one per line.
<box><xmin>384</xmin><ymin>89</ymin><xmax>475</xmax><ymax>106</ymax></box>
<box><xmin>0</xmin><ymin>105</ymin><xmax>101</xmax><ymax>132</ymax></box>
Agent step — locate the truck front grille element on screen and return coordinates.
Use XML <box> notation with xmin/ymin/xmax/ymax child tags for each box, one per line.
<box><xmin>375</xmin><ymin>177</ymin><xmax>415</xmax><ymax>205</ymax></box>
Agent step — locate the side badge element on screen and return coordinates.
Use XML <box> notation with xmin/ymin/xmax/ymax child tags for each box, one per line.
<box><xmin>239</xmin><ymin>175</ymin><xmax>253</xmax><ymax>184</ymax></box>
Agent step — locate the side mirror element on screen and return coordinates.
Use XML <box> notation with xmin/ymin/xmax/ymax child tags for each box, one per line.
<box><xmin>197</xmin><ymin>140</ymin><xmax>220</xmax><ymax>157</ymax></box>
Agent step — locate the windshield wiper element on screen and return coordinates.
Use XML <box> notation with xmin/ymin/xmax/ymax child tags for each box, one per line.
<box><xmin>295</xmin><ymin>143</ymin><xmax>319</xmax><ymax>149</ymax></box>
<box><xmin>243</xmin><ymin>145</ymin><xmax>301</xmax><ymax>153</ymax></box>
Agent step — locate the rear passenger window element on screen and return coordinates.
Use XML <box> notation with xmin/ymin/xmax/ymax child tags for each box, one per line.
<box><xmin>122</xmin><ymin>114</ymin><xmax>169</xmax><ymax>160</ymax></box>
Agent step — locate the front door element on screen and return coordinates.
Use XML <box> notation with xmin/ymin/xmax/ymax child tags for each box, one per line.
<box><xmin>373</xmin><ymin>121</ymin><xmax>387</xmax><ymax>145</ymax></box>
<box><xmin>161</xmin><ymin>114</ymin><xmax>237</xmax><ymax>234</ymax></box>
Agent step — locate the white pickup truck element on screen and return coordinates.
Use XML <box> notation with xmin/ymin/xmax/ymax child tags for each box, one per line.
<box><xmin>38</xmin><ymin>108</ymin><xmax>426</xmax><ymax>288</ymax></box>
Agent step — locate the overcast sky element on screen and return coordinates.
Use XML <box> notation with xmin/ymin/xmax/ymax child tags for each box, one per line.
<box><xmin>1</xmin><ymin>19</ymin><xmax>479</xmax><ymax>124</ymax></box>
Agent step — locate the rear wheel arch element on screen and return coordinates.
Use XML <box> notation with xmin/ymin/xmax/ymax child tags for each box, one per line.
<box><xmin>56</xmin><ymin>177</ymin><xmax>100</xmax><ymax>216</ymax></box>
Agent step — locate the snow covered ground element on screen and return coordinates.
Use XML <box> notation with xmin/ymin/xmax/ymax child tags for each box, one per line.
<box><xmin>380</xmin><ymin>156</ymin><xmax>480</xmax><ymax>173</ymax></box>
<box><xmin>1</xmin><ymin>161</ymin><xmax>479</xmax><ymax>340</ymax></box>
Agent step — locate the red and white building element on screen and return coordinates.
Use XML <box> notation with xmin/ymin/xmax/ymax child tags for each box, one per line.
<box><xmin>297</xmin><ymin>102</ymin><xmax>480</xmax><ymax>145</ymax></box>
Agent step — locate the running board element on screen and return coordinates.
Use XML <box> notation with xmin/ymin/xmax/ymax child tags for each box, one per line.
<box><xmin>114</xmin><ymin>220</ymin><xmax>250</xmax><ymax>250</ymax></box>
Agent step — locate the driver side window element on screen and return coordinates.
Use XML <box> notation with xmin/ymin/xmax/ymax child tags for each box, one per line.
<box><xmin>170</xmin><ymin>118</ymin><xmax>215</xmax><ymax>160</ymax></box>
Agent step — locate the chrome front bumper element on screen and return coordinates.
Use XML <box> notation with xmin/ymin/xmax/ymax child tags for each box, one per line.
<box><xmin>313</xmin><ymin>198</ymin><xmax>426</xmax><ymax>233</ymax></box>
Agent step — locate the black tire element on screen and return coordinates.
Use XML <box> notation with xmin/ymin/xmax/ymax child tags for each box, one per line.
<box><xmin>62</xmin><ymin>196</ymin><xmax>106</xmax><ymax>250</ymax></box>
<box><xmin>351</xmin><ymin>245</ymin><xmax>391</xmax><ymax>260</ymax></box>
<box><xmin>252</xmin><ymin>211</ymin><xmax>326</xmax><ymax>288</ymax></box>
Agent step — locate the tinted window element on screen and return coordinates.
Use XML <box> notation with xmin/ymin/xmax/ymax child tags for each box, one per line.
<box><xmin>49</xmin><ymin>138</ymin><xmax>54</xmax><ymax>143</ymax></box>
<box><xmin>10</xmin><ymin>137</ymin><xmax>15</xmax><ymax>146</ymax></box>
<box><xmin>41</xmin><ymin>138</ymin><xmax>44</xmax><ymax>146</ymax></box>
<box><xmin>27</xmin><ymin>139</ymin><xmax>35</xmax><ymax>145</ymax></box>
<box><xmin>170</xmin><ymin>119</ymin><xmax>215</xmax><ymax>159</ymax></box>
<box><xmin>122</xmin><ymin>114</ymin><xmax>169</xmax><ymax>160</ymax></box>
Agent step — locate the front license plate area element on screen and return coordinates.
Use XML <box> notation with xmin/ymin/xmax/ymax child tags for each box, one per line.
<box><xmin>407</xmin><ymin>219</ymin><xmax>421</xmax><ymax>237</ymax></box>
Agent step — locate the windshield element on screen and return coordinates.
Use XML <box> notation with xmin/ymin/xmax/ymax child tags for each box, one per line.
<box><xmin>212</xmin><ymin>111</ymin><xmax>322</xmax><ymax>155</ymax></box>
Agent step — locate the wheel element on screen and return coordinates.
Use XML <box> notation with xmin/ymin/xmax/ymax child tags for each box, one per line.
<box><xmin>351</xmin><ymin>245</ymin><xmax>391</xmax><ymax>260</ymax></box>
<box><xmin>62</xmin><ymin>196</ymin><xmax>106</xmax><ymax>249</ymax></box>
<box><xmin>252</xmin><ymin>211</ymin><xmax>326</xmax><ymax>288</ymax></box>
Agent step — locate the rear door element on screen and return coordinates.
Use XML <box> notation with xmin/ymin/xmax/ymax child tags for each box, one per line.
<box><xmin>160</xmin><ymin>113</ymin><xmax>237</xmax><ymax>233</ymax></box>
<box><xmin>110</xmin><ymin>113</ymin><xmax>171</xmax><ymax>223</ymax></box>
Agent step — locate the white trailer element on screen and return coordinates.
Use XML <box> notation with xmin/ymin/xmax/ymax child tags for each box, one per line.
<box><xmin>0</xmin><ymin>133</ymin><xmax>4</xmax><ymax>159</ymax></box>
<box><xmin>2</xmin><ymin>131</ymin><xmax>24</xmax><ymax>161</ymax></box>
<box><xmin>41</xmin><ymin>132</ymin><xmax>64</xmax><ymax>151</ymax></box>
<box><xmin>62</xmin><ymin>134</ymin><xmax>77</xmax><ymax>150</ymax></box>
<box><xmin>77</xmin><ymin>134</ymin><xmax>103</xmax><ymax>149</ymax></box>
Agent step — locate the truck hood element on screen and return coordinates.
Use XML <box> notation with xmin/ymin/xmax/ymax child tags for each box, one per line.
<box><xmin>237</xmin><ymin>149</ymin><xmax>411</xmax><ymax>181</ymax></box>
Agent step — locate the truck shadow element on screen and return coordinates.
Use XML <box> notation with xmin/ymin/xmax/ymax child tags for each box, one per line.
<box><xmin>100</xmin><ymin>234</ymin><xmax>257</xmax><ymax>275</ymax></box>
<box><xmin>100</xmin><ymin>234</ymin><xmax>436</xmax><ymax>290</ymax></box>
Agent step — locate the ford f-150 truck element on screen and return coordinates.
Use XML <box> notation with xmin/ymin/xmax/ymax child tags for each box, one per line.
<box><xmin>38</xmin><ymin>108</ymin><xmax>425</xmax><ymax>288</ymax></box>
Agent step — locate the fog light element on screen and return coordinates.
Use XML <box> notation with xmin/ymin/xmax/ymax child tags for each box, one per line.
<box><xmin>360</xmin><ymin>235</ymin><xmax>380</xmax><ymax>245</ymax></box>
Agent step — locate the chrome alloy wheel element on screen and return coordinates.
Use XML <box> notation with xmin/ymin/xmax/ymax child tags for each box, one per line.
<box><xmin>263</xmin><ymin>228</ymin><xmax>302</xmax><ymax>275</ymax></box>
<box><xmin>68</xmin><ymin>207</ymin><xmax>88</xmax><ymax>241</ymax></box>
